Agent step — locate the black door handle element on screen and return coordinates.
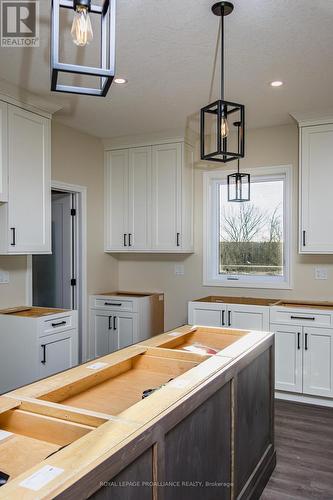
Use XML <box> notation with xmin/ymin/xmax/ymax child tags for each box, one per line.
<box><xmin>124</xmin><ymin>234</ymin><xmax>127</xmax><ymax>247</ymax></box>
<box><xmin>305</xmin><ymin>333</ymin><xmax>308</xmax><ymax>351</ymax></box>
<box><xmin>297</xmin><ymin>332</ymin><xmax>301</xmax><ymax>350</ymax></box>
<box><xmin>302</xmin><ymin>230</ymin><xmax>306</xmax><ymax>247</ymax></box>
<box><xmin>41</xmin><ymin>344</ymin><xmax>46</xmax><ymax>364</ymax></box>
<box><xmin>113</xmin><ymin>316</ymin><xmax>117</xmax><ymax>330</ymax></box>
<box><xmin>176</xmin><ymin>233</ymin><xmax>181</xmax><ymax>247</ymax></box>
<box><xmin>10</xmin><ymin>228</ymin><xmax>16</xmax><ymax>246</ymax></box>
<box><xmin>221</xmin><ymin>310</ymin><xmax>225</xmax><ymax>326</ymax></box>
<box><xmin>228</xmin><ymin>311</ymin><xmax>232</xmax><ymax>327</ymax></box>
<box><xmin>128</xmin><ymin>234</ymin><xmax>132</xmax><ymax>247</ymax></box>
<box><xmin>108</xmin><ymin>316</ymin><xmax>112</xmax><ymax>330</ymax></box>
<box><xmin>51</xmin><ymin>321</ymin><xmax>67</xmax><ymax>328</ymax></box>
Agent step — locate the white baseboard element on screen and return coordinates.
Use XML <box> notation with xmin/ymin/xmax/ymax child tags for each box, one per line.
<box><xmin>275</xmin><ymin>391</ymin><xmax>333</xmax><ymax>408</ymax></box>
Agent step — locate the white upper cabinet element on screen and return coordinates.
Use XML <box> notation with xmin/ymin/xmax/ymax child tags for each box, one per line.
<box><xmin>0</xmin><ymin>101</ymin><xmax>8</xmax><ymax>202</ymax></box>
<box><xmin>300</xmin><ymin>123</ymin><xmax>333</xmax><ymax>253</ymax></box>
<box><xmin>105</xmin><ymin>140</ymin><xmax>194</xmax><ymax>253</ymax></box>
<box><xmin>151</xmin><ymin>143</ymin><xmax>182</xmax><ymax>251</ymax></box>
<box><xmin>0</xmin><ymin>104</ymin><xmax>51</xmax><ymax>254</ymax></box>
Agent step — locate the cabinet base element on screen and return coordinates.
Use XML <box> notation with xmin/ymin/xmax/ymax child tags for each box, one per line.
<box><xmin>275</xmin><ymin>391</ymin><xmax>333</xmax><ymax>408</ymax></box>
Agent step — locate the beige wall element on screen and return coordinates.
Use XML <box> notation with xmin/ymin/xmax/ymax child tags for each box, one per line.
<box><xmin>118</xmin><ymin>123</ymin><xmax>333</xmax><ymax>330</ymax></box>
<box><xmin>0</xmin><ymin>121</ymin><xmax>118</xmax><ymax>310</ymax></box>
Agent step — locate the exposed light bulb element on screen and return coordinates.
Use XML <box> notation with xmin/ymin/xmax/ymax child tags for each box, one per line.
<box><xmin>71</xmin><ymin>5</ymin><xmax>93</xmax><ymax>47</ymax></box>
<box><xmin>221</xmin><ymin>115</ymin><xmax>229</xmax><ymax>138</ymax></box>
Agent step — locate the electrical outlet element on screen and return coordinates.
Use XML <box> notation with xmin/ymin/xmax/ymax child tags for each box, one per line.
<box><xmin>0</xmin><ymin>271</ymin><xmax>9</xmax><ymax>284</ymax></box>
<box><xmin>315</xmin><ymin>267</ymin><xmax>328</xmax><ymax>280</ymax></box>
<box><xmin>174</xmin><ymin>264</ymin><xmax>185</xmax><ymax>276</ymax></box>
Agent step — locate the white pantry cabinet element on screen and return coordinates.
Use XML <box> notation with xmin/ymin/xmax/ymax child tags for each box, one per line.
<box><xmin>0</xmin><ymin>103</ymin><xmax>51</xmax><ymax>254</ymax></box>
<box><xmin>299</xmin><ymin>123</ymin><xmax>333</xmax><ymax>253</ymax></box>
<box><xmin>188</xmin><ymin>300</ymin><xmax>270</xmax><ymax>332</ymax></box>
<box><xmin>105</xmin><ymin>140</ymin><xmax>193</xmax><ymax>253</ymax></box>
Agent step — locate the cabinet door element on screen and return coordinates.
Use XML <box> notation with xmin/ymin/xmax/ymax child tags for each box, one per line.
<box><xmin>114</xmin><ymin>312</ymin><xmax>135</xmax><ymax>350</ymax></box>
<box><xmin>303</xmin><ymin>327</ymin><xmax>333</xmax><ymax>397</ymax></box>
<box><xmin>151</xmin><ymin>143</ymin><xmax>182</xmax><ymax>251</ymax></box>
<box><xmin>228</xmin><ymin>304</ymin><xmax>269</xmax><ymax>331</ymax></box>
<box><xmin>272</xmin><ymin>324</ymin><xmax>303</xmax><ymax>393</ymax></box>
<box><xmin>128</xmin><ymin>147</ymin><xmax>151</xmax><ymax>250</ymax></box>
<box><xmin>39</xmin><ymin>330</ymin><xmax>78</xmax><ymax>379</ymax></box>
<box><xmin>8</xmin><ymin>105</ymin><xmax>51</xmax><ymax>253</ymax></box>
<box><xmin>300</xmin><ymin>125</ymin><xmax>333</xmax><ymax>253</ymax></box>
<box><xmin>92</xmin><ymin>310</ymin><xmax>113</xmax><ymax>358</ymax></box>
<box><xmin>188</xmin><ymin>303</ymin><xmax>224</xmax><ymax>327</ymax></box>
<box><xmin>105</xmin><ymin>149</ymin><xmax>129</xmax><ymax>251</ymax></box>
<box><xmin>0</xmin><ymin>101</ymin><xmax>8</xmax><ymax>202</ymax></box>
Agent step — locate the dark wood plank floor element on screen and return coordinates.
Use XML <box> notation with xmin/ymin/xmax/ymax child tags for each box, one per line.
<box><xmin>261</xmin><ymin>400</ymin><xmax>333</xmax><ymax>500</ymax></box>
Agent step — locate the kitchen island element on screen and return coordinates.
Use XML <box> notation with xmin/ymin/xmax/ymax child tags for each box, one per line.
<box><xmin>0</xmin><ymin>325</ymin><xmax>275</xmax><ymax>499</ymax></box>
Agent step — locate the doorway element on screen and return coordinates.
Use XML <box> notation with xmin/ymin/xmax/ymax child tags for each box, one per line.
<box><xmin>33</xmin><ymin>190</ymin><xmax>76</xmax><ymax>309</ymax></box>
<box><xmin>27</xmin><ymin>182</ymin><xmax>88</xmax><ymax>363</ymax></box>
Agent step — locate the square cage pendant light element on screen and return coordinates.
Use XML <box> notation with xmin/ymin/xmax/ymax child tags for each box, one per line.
<box><xmin>200</xmin><ymin>2</ymin><xmax>245</xmax><ymax>163</ymax></box>
<box><xmin>51</xmin><ymin>0</ymin><xmax>116</xmax><ymax>97</ymax></box>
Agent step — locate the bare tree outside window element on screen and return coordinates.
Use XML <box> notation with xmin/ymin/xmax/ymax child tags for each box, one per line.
<box><xmin>219</xmin><ymin>180</ymin><xmax>284</xmax><ymax>277</ymax></box>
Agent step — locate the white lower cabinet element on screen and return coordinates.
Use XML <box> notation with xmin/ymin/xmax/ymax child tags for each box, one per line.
<box><xmin>303</xmin><ymin>327</ymin><xmax>333</xmax><ymax>398</ymax></box>
<box><xmin>39</xmin><ymin>330</ymin><xmax>78</xmax><ymax>379</ymax></box>
<box><xmin>272</xmin><ymin>324</ymin><xmax>303</xmax><ymax>393</ymax></box>
<box><xmin>92</xmin><ymin>309</ymin><xmax>136</xmax><ymax>358</ymax></box>
<box><xmin>188</xmin><ymin>301</ymin><xmax>269</xmax><ymax>331</ymax></box>
<box><xmin>273</xmin><ymin>323</ymin><xmax>333</xmax><ymax>399</ymax></box>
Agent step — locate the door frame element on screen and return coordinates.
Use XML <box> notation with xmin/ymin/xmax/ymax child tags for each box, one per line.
<box><xmin>26</xmin><ymin>181</ymin><xmax>88</xmax><ymax>363</ymax></box>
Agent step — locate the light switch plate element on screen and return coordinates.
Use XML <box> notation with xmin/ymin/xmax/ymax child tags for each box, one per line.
<box><xmin>0</xmin><ymin>271</ymin><xmax>9</xmax><ymax>284</ymax></box>
<box><xmin>315</xmin><ymin>267</ymin><xmax>328</xmax><ymax>280</ymax></box>
<box><xmin>175</xmin><ymin>264</ymin><xmax>185</xmax><ymax>276</ymax></box>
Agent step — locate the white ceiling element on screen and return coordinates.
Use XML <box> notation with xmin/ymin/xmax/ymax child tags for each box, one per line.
<box><xmin>0</xmin><ymin>0</ymin><xmax>332</xmax><ymax>138</ymax></box>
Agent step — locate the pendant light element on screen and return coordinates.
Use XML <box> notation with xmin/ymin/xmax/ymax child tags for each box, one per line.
<box><xmin>51</xmin><ymin>0</ymin><xmax>116</xmax><ymax>97</ymax></box>
<box><xmin>227</xmin><ymin>121</ymin><xmax>250</xmax><ymax>202</ymax></box>
<box><xmin>201</xmin><ymin>2</ymin><xmax>245</xmax><ymax>162</ymax></box>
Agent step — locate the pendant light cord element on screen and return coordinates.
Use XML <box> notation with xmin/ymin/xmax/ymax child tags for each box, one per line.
<box><xmin>220</xmin><ymin>4</ymin><xmax>225</xmax><ymax>101</ymax></box>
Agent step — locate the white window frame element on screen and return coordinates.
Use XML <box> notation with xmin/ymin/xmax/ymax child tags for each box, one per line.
<box><xmin>203</xmin><ymin>165</ymin><xmax>293</xmax><ymax>289</ymax></box>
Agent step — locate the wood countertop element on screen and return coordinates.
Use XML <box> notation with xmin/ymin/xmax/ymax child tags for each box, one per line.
<box><xmin>0</xmin><ymin>325</ymin><xmax>274</xmax><ymax>498</ymax></box>
<box><xmin>0</xmin><ymin>307</ymin><xmax>69</xmax><ymax>318</ymax></box>
<box><xmin>193</xmin><ymin>296</ymin><xmax>333</xmax><ymax>309</ymax></box>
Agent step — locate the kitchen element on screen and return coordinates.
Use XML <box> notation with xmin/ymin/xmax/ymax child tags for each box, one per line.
<box><xmin>0</xmin><ymin>0</ymin><xmax>332</xmax><ymax>498</ymax></box>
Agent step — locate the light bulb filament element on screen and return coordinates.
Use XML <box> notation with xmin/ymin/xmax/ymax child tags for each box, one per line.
<box><xmin>71</xmin><ymin>5</ymin><xmax>93</xmax><ymax>47</ymax></box>
<box><xmin>221</xmin><ymin>115</ymin><xmax>229</xmax><ymax>138</ymax></box>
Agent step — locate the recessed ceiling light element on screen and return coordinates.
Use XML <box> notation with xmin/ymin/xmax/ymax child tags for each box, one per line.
<box><xmin>114</xmin><ymin>78</ymin><xmax>128</xmax><ymax>84</ymax></box>
<box><xmin>270</xmin><ymin>81</ymin><xmax>284</xmax><ymax>87</ymax></box>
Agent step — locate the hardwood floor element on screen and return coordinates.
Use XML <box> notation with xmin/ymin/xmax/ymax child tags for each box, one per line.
<box><xmin>261</xmin><ymin>400</ymin><xmax>333</xmax><ymax>500</ymax></box>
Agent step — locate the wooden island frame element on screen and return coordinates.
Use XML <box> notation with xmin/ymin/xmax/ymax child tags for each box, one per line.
<box><xmin>0</xmin><ymin>325</ymin><xmax>275</xmax><ymax>499</ymax></box>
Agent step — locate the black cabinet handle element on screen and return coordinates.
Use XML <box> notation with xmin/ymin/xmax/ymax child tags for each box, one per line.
<box><xmin>113</xmin><ymin>316</ymin><xmax>117</xmax><ymax>330</ymax></box>
<box><xmin>228</xmin><ymin>311</ymin><xmax>232</xmax><ymax>327</ymax></box>
<box><xmin>128</xmin><ymin>234</ymin><xmax>132</xmax><ymax>247</ymax></box>
<box><xmin>297</xmin><ymin>332</ymin><xmax>301</xmax><ymax>350</ymax></box>
<box><xmin>51</xmin><ymin>321</ymin><xmax>67</xmax><ymax>328</ymax></box>
<box><xmin>302</xmin><ymin>230</ymin><xmax>306</xmax><ymax>247</ymax></box>
<box><xmin>291</xmin><ymin>316</ymin><xmax>315</xmax><ymax>321</ymax></box>
<box><xmin>108</xmin><ymin>316</ymin><xmax>112</xmax><ymax>330</ymax></box>
<box><xmin>176</xmin><ymin>233</ymin><xmax>180</xmax><ymax>247</ymax></box>
<box><xmin>10</xmin><ymin>228</ymin><xmax>16</xmax><ymax>246</ymax></box>
<box><xmin>104</xmin><ymin>302</ymin><xmax>122</xmax><ymax>307</ymax></box>
<box><xmin>123</xmin><ymin>234</ymin><xmax>127</xmax><ymax>247</ymax></box>
<box><xmin>41</xmin><ymin>344</ymin><xmax>46</xmax><ymax>364</ymax></box>
<box><xmin>305</xmin><ymin>333</ymin><xmax>308</xmax><ymax>351</ymax></box>
<box><xmin>222</xmin><ymin>310</ymin><xmax>225</xmax><ymax>326</ymax></box>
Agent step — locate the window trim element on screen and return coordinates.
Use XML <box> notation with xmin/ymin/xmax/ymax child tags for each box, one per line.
<box><xmin>203</xmin><ymin>165</ymin><xmax>293</xmax><ymax>289</ymax></box>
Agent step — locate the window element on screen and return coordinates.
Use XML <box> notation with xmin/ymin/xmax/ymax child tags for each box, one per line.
<box><xmin>203</xmin><ymin>166</ymin><xmax>292</xmax><ymax>288</ymax></box>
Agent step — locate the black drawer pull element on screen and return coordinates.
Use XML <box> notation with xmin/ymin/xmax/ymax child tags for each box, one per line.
<box><xmin>10</xmin><ymin>228</ymin><xmax>16</xmax><ymax>246</ymax></box>
<box><xmin>104</xmin><ymin>302</ymin><xmax>122</xmax><ymax>307</ymax></box>
<box><xmin>41</xmin><ymin>344</ymin><xmax>46</xmax><ymax>364</ymax></box>
<box><xmin>290</xmin><ymin>316</ymin><xmax>315</xmax><ymax>321</ymax></box>
<box><xmin>51</xmin><ymin>321</ymin><xmax>67</xmax><ymax>328</ymax></box>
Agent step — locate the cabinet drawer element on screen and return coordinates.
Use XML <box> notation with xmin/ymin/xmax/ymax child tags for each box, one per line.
<box><xmin>270</xmin><ymin>307</ymin><xmax>333</xmax><ymax>328</ymax></box>
<box><xmin>92</xmin><ymin>297</ymin><xmax>134</xmax><ymax>312</ymax></box>
<box><xmin>40</xmin><ymin>314</ymin><xmax>75</xmax><ymax>337</ymax></box>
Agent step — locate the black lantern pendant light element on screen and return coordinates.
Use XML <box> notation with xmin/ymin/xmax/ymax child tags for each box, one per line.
<box><xmin>201</xmin><ymin>2</ymin><xmax>245</xmax><ymax>162</ymax></box>
<box><xmin>51</xmin><ymin>0</ymin><xmax>115</xmax><ymax>96</ymax></box>
<box><xmin>228</xmin><ymin>121</ymin><xmax>250</xmax><ymax>202</ymax></box>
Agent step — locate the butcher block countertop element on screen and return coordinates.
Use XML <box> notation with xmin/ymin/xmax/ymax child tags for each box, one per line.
<box><xmin>0</xmin><ymin>324</ymin><xmax>275</xmax><ymax>499</ymax></box>
<box><xmin>0</xmin><ymin>307</ymin><xmax>68</xmax><ymax>318</ymax></box>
